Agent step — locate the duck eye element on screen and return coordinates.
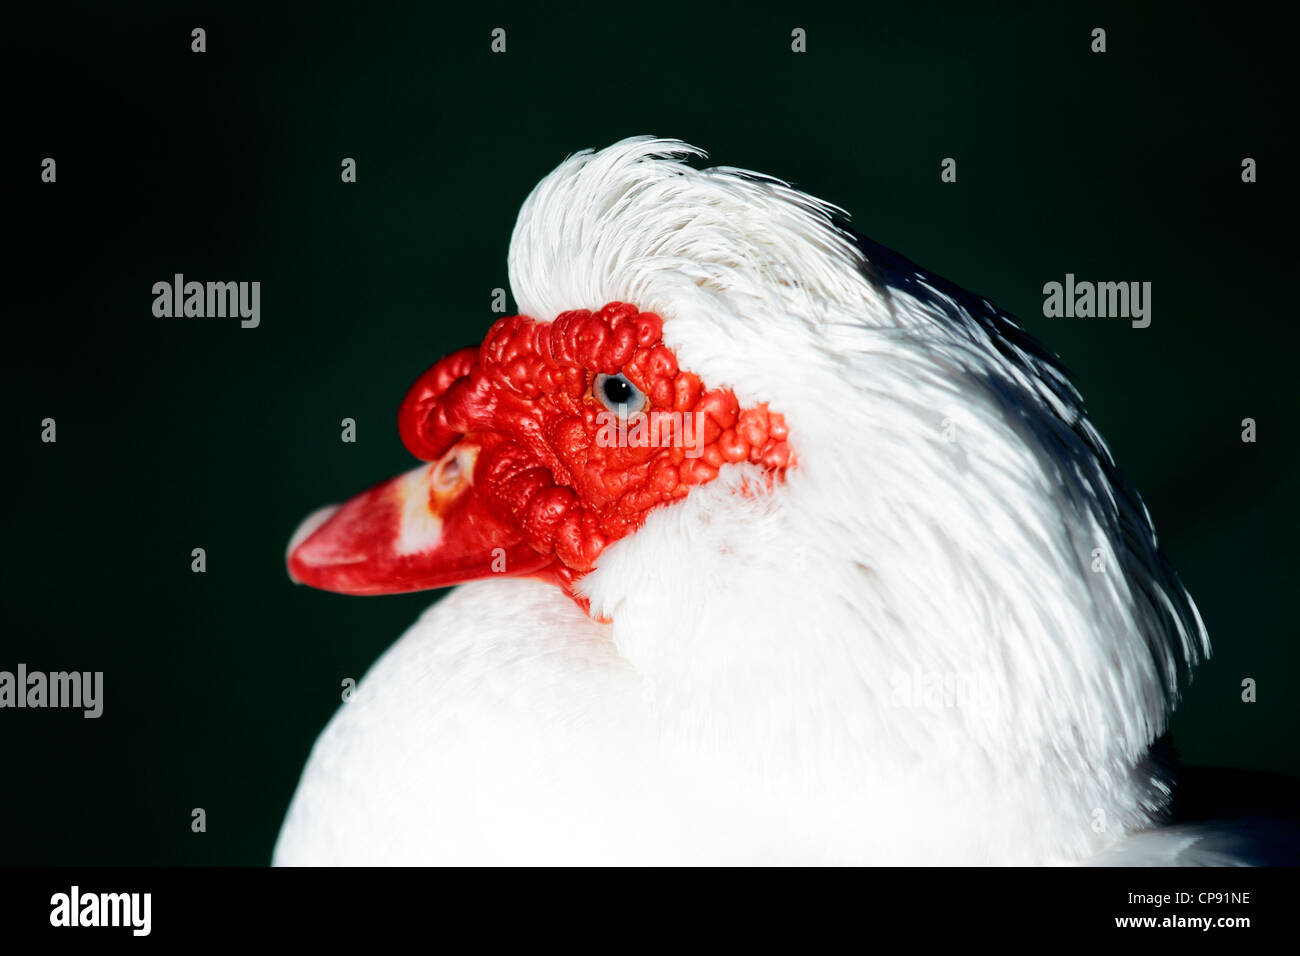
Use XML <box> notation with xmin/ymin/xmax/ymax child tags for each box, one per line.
<box><xmin>593</xmin><ymin>373</ymin><xmax>647</xmax><ymax>416</ymax></box>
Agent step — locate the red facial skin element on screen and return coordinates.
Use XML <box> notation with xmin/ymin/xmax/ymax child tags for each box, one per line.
<box><xmin>288</xmin><ymin>302</ymin><xmax>792</xmax><ymax>612</ymax></box>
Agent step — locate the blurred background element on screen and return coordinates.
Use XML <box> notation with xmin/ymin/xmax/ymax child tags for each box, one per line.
<box><xmin>5</xmin><ymin>0</ymin><xmax>1295</xmax><ymax>863</ymax></box>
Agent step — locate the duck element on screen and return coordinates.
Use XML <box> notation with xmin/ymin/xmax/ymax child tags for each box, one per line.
<box><xmin>274</xmin><ymin>136</ymin><xmax>1234</xmax><ymax>865</ymax></box>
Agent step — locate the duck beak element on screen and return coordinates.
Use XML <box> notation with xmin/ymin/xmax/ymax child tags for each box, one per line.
<box><xmin>286</xmin><ymin>439</ymin><xmax>552</xmax><ymax>595</ymax></box>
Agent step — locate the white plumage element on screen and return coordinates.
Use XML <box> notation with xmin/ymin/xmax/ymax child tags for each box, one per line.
<box><xmin>275</xmin><ymin>138</ymin><xmax>1210</xmax><ymax>865</ymax></box>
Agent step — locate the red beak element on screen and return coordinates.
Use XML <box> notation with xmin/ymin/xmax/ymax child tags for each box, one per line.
<box><xmin>286</xmin><ymin>439</ymin><xmax>554</xmax><ymax>595</ymax></box>
<box><xmin>286</xmin><ymin>345</ymin><xmax>556</xmax><ymax>596</ymax></box>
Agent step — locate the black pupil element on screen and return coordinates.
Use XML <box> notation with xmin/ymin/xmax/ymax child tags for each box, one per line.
<box><xmin>603</xmin><ymin>376</ymin><xmax>633</xmax><ymax>405</ymax></box>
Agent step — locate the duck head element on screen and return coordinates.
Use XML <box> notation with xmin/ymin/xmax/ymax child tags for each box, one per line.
<box><xmin>288</xmin><ymin>301</ymin><xmax>792</xmax><ymax>608</ymax></box>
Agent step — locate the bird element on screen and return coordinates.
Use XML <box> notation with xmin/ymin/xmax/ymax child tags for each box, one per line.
<box><xmin>274</xmin><ymin>137</ymin><xmax>1271</xmax><ymax>865</ymax></box>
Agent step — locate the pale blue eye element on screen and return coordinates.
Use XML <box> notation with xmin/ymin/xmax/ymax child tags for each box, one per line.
<box><xmin>594</xmin><ymin>373</ymin><xmax>647</xmax><ymax>416</ymax></box>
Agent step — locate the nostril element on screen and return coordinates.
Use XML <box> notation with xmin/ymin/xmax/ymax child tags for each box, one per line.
<box><xmin>432</xmin><ymin>446</ymin><xmax>476</xmax><ymax>494</ymax></box>
<box><xmin>433</xmin><ymin>456</ymin><xmax>461</xmax><ymax>493</ymax></box>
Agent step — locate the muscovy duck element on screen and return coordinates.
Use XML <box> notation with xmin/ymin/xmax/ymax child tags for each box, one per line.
<box><xmin>274</xmin><ymin>137</ymin><xmax>1252</xmax><ymax>865</ymax></box>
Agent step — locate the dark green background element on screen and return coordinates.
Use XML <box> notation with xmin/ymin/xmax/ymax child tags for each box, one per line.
<box><xmin>6</xmin><ymin>1</ymin><xmax>1295</xmax><ymax>864</ymax></box>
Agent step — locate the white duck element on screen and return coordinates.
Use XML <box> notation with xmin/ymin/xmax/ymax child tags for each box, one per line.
<box><xmin>275</xmin><ymin>137</ymin><xmax>1216</xmax><ymax>865</ymax></box>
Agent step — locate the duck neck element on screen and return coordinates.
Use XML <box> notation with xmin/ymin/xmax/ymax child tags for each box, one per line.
<box><xmin>577</xmin><ymin>463</ymin><xmax>1173</xmax><ymax>861</ymax></box>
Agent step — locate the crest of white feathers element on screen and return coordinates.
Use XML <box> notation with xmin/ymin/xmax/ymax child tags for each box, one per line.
<box><xmin>508</xmin><ymin>137</ymin><xmax>1209</xmax><ymax>861</ymax></box>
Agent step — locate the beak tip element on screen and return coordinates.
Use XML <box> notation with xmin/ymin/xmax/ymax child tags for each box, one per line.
<box><xmin>285</xmin><ymin>503</ymin><xmax>343</xmax><ymax>584</ymax></box>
